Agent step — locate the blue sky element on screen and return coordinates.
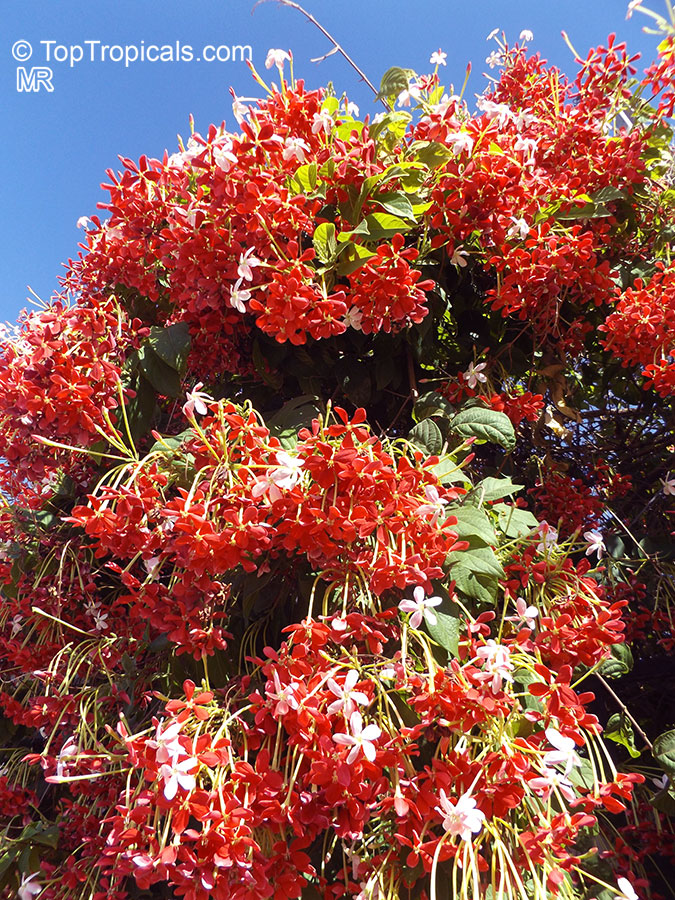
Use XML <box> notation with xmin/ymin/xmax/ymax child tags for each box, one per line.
<box><xmin>2</xmin><ymin>0</ymin><xmax>661</xmax><ymax>325</ymax></box>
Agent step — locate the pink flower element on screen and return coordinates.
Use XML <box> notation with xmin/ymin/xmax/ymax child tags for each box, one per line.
<box><xmin>182</xmin><ymin>382</ymin><xmax>214</xmax><ymax>418</ymax></box>
<box><xmin>462</xmin><ymin>361</ymin><xmax>487</xmax><ymax>388</ymax></box>
<box><xmin>326</xmin><ymin>669</ymin><xmax>370</xmax><ymax>716</ymax></box>
<box><xmin>529</xmin><ymin>767</ymin><xmax>576</xmax><ymax>803</ymax></box>
<box><xmin>333</xmin><ymin>711</ymin><xmax>382</xmax><ymax>764</ymax></box>
<box><xmin>399</xmin><ymin>586</ymin><xmax>443</xmax><ymax>629</ymax></box>
<box><xmin>475</xmin><ymin>640</ymin><xmax>513</xmax><ymax>693</ymax></box>
<box><xmin>146</xmin><ymin>719</ymin><xmax>183</xmax><ymax>764</ymax></box>
<box><xmin>269</xmin><ymin>451</ymin><xmax>304</xmax><ymax>490</ymax></box>
<box><xmin>265</xmin><ymin>48</ymin><xmax>290</xmax><ymax>69</ymax></box>
<box><xmin>267</xmin><ymin>670</ymin><xmax>300</xmax><ymax>717</ymax></box>
<box><xmin>436</xmin><ymin>789</ymin><xmax>485</xmax><ymax>840</ymax></box>
<box><xmin>506</xmin><ymin>597</ymin><xmax>538</xmax><ymax>630</ymax></box>
<box><xmin>583</xmin><ymin>530</ymin><xmax>606</xmax><ymax>559</ymax></box>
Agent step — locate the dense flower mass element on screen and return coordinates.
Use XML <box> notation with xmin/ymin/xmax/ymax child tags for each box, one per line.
<box><xmin>1</xmin><ymin>8</ymin><xmax>675</xmax><ymax>900</ymax></box>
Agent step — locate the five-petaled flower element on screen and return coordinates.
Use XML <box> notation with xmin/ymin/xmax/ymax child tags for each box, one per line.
<box><xmin>475</xmin><ymin>640</ymin><xmax>513</xmax><ymax>693</ymax></box>
<box><xmin>326</xmin><ymin>669</ymin><xmax>370</xmax><ymax>717</ymax></box>
<box><xmin>430</xmin><ymin>49</ymin><xmax>447</xmax><ymax>66</ymax></box>
<box><xmin>270</xmin><ymin>451</ymin><xmax>304</xmax><ymax>490</ymax></box>
<box><xmin>506</xmin><ymin>596</ymin><xmax>538</xmax><ymax>630</ymax></box>
<box><xmin>463</xmin><ymin>361</ymin><xmax>487</xmax><ymax>389</ymax></box>
<box><xmin>237</xmin><ymin>248</ymin><xmax>260</xmax><ymax>282</ymax></box>
<box><xmin>159</xmin><ymin>754</ymin><xmax>198</xmax><ymax>801</ymax></box>
<box><xmin>265</xmin><ymin>48</ymin><xmax>290</xmax><ymax>69</ymax></box>
<box><xmin>183</xmin><ymin>382</ymin><xmax>214</xmax><ymax>418</ymax></box>
<box><xmin>661</xmin><ymin>476</ymin><xmax>675</xmax><ymax>496</ymax></box>
<box><xmin>18</xmin><ymin>873</ymin><xmax>42</xmax><ymax>900</ymax></box>
<box><xmin>230</xmin><ymin>279</ymin><xmax>251</xmax><ymax>313</ymax></box>
<box><xmin>543</xmin><ymin>727</ymin><xmax>581</xmax><ymax>774</ymax></box>
<box><xmin>583</xmin><ymin>530</ymin><xmax>606</xmax><ymax>559</ymax></box>
<box><xmin>436</xmin><ymin>789</ymin><xmax>486</xmax><ymax>841</ymax></box>
<box><xmin>399</xmin><ymin>586</ymin><xmax>443</xmax><ymax>629</ymax></box>
<box><xmin>267</xmin><ymin>670</ymin><xmax>301</xmax><ymax>717</ymax></box>
<box><xmin>519</xmin><ymin>29</ymin><xmax>534</xmax><ymax>42</ymax></box>
<box><xmin>333</xmin><ymin>711</ymin><xmax>382</xmax><ymax>764</ymax></box>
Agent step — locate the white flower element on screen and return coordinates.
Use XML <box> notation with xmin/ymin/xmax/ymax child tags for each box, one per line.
<box><xmin>476</xmin><ymin>97</ymin><xmax>513</xmax><ymax>127</ymax></box>
<box><xmin>451</xmin><ymin>246</ymin><xmax>470</xmax><ymax>268</ymax></box>
<box><xmin>265</xmin><ymin>48</ymin><xmax>290</xmax><ymax>70</ymax></box>
<box><xmin>661</xmin><ymin>476</ymin><xmax>675</xmax><ymax>496</ymax></box>
<box><xmin>283</xmin><ymin>136</ymin><xmax>311</xmax><ymax>163</ymax></box>
<box><xmin>10</xmin><ymin>614</ymin><xmax>23</xmax><ymax>637</ymax></box>
<box><xmin>76</xmin><ymin>216</ymin><xmax>93</xmax><ymax>230</ymax></box>
<box><xmin>269</xmin><ymin>451</ymin><xmax>304</xmax><ymax>490</ymax></box>
<box><xmin>486</xmin><ymin>50</ymin><xmax>505</xmax><ymax>69</ymax></box>
<box><xmin>486</xmin><ymin>28</ymin><xmax>500</xmax><ymax>41</ymax></box>
<box><xmin>91</xmin><ymin>608</ymin><xmax>109</xmax><ymax>631</ymax></box>
<box><xmin>519</xmin><ymin>29</ymin><xmax>534</xmax><ymax>42</ymax></box>
<box><xmin>626</xmin><ymin>0</ymin><xmax>642</xmax><ymax>19</ymax></box>
<box><xmin>347</xmin><ymin>101</ymin><xmax>360</xmax><ymax>117</ymax></box>
<box><xmin>146</xmin><ymin>719</ymin><xmax>184</xmax><ymax>764</ymax></box>
<box><xmin>430</xmin><ymin>49</ymin><xmax>447</xmax><ymax>67</ymax></box>
<box><xmin>56</xmin><ymin>735</ymin><xmax>79</xmax><ymax>778</ymax></box>
<box><xmin>536</xmin><ymin>521</ymin><xmax>558</xmax><ymax>553</ymax></box>
<box><xmin>333</xmin><ymin>711</ymin><xmax>382</xmax><ymax>764</ymax></box>
<box><xmin>229</xmin><ymin>278</ymin><xmax>251</xmax><ymax>313</ymax></box>
<box><xmin>583</xmin><ymin>530</ymin><xmax>606</xmax><ymax>559</ymax></box>
<box><xmin>267</xmin><ymin>670</ymin><xmax>301</xmax><ymax>717</ymax></box>
<box><xmin>506</xmin><ymin>596</ymin><xmax>538</xmax><ymax>630</ymax></box>
<box><xmin>514</xmin><ymin>136</ymin><xmax>538</xmax><ymax>160</ymax></box>
<box><xmin>182</xmin><ymin>382</ymin><xmax>214</xmax><ymax>418</ymax></box>
<box><xmin>475</xmin><ymin>640</ymin><xmax>514</xmax><ymax>693</ymax></box>
<box><xmin>237</xmin><ymin>247</ymin><xmax>261</xmax><ymax>282</ymax></box>
<box><xmin>18</xmin><ymin>873</ymin><xmax>42</xmax><ymax>900</ymax></box>
<box><xmin>652</xmin><ymin>773</ymin><xmax>669</xmax><ymax>790</ymax></box>
<box><xmin>159</xmin><ymin>754</ymin><xmax>198</xmax><ymax>801</ymax></box>
<box><xmin>213</xmin><ymin>139</ymin><xmax>237</xmax><ymax>173</ymax></box>
<box><xmin>446</xmin><ymin>131</ymin><xmax>474</xmax><ymax>156</ymax></box>
<box><xmin>462</xmin><ymin>361</ymin><xmax>487</xmax><ymax>389</ymax></box>
<box><xmin>543</xmin><ymin>727</ymin><xmax>581</xmax><ymax>774</ymax></box>
<box><xmin>507</xmin><ymin>216</ymin><xmax>529</xmax><ymax>240</ymax></box>
<box><xmin>143</xmin><ymin>556</ymin><xmax>161</xmax><ymax>581</ymax></box>
<box><xmin>399</xmin><ymin>586</ymin><xmax>443</xmax><ymax>630</ymax></box>
<box><xmin>312</xmin><ymin>110</ymin><xmax>335</xmax><ymax>134</ymax></box>
<box><xmin>617</xmin><ymin>877</ymin><xmax>640</xmax><ymax>900</ymax></box>
<box><xmin>416</xmin><ymin>484</ymin><xmax>449</xmax><ymax>523</ymax></box>
<box><xmin>343</xmin><ymin>306</ymin><xmax>364</xmax><ymax>331</ymax></box>
<box><xmin>436</xmin><ymin>789</ymin><xmax>485</xmax><ymax>840</ymax></box>
<box><xmin>529</xmin><ymin>767</ymin><xmax>576</xmax><ymax>802</ymax></box>
<box><xmin>326</xmin><ymin>669</ymin><xmax>370</xmax><ymax>717</ymax></box>
<box><xmin>232</xmin><ymin>96</ymin><xmax>250</xmax><ymax>124</ymax></box>
<box><xmin>397</xmin><ymin>85</ymin><xmax>422</xmax><ymax>108</ymax></box>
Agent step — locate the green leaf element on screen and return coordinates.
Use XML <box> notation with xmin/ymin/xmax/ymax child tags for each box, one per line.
<box><xmin>471</xmin><ymin>476</ymin><xmax>523</xmax><ymax>504</ymax></box>
<box><xmin>598</xmin><ymin>643</ymin><xmax>633</xmax><ymax>679</ymax></box>
<box><xmin>605</xmin><ymin>713</ymin><xmax>641</xmax><ymax>758</ymax></box>
<box><xmin>492</xmin><ymin>504</ymin><xmax>539</xmax><ymax>539</ymax></box>
<box><xmin>351</xmin><ymin>212</ymin><xmax>411</xmax><ymax>242</ymax></box>
<box><xmin>449</xmin><ymin>505</ymin><xmax>496</xmax><ymax>546</ymax></box>
<box><xmin>146</xmin><ymin>322</ymin><xmax>191</xmax><ymax>373</ymax></box>
<box><xmin>444</xmin><ymin>545</ymin><xmax>503</xmax><ymax>604</ymax></box>
<box><xmin>373</xmin><ymin>191</ymin><xmax>415</xmax><ymax>221</ymax></box>
<box><xmin>313</xmin><ymin>222</ymin><xmax>338</xmax><ymax>263</ymax></box>
<box><xmin>335</xmin><ymin>241</ymin><xmax>378</xmax><ymax>276</ymax></box>
<box><xmin>429</xmin><ymin>457</ymin><xmax>467</xmax><ymax>485</ymax></box>
<box><xmin>137</xmin><ymin>345</ymin><xmax>182</xmax><ymax>397</ymax></box>
<box><xmin>425</xmin><ymin>592</ymin><xmax>462</xmax><ymax>658</ymax></box>
<box><xmin>411</xmin><ymin>140</ymin><xmax>453</xmax><ymax>169</ymax></box>
<box><xmin>413</xmin><ymin>391</ymin><xmax>455</xmax><ymax>423</ymax></box>
<box><xmin>291</xmin><ymin>162</ymin><xmax>319</xmax><ymax>194</ymax></box>
<box><xmin>408</xmin><ymin>419</ymin><xmax>443</xmax><ymax>456</ymax></box>
<box><xmin>654</xmin><ymin>729</ymin><xmax>675</xmax><ymax>776</ymax></box>
<box><xmin>267</xmin><ymin>396</ymin><xmax>323</xmax><ymax>449</ymax></box>
<box><xmin>124</xmin><ymin>375</ymin><xmax>157</xmax><ymax>441</ymax></box>
<box><xmin>450</xmin><ymin>407</ymin><xmax>516</xmax><ymax>451</ymax></box>
<box><xmin>376</xmin><ymin>66</ymin><xmax>413</xmax><ymax>101</ymax></box>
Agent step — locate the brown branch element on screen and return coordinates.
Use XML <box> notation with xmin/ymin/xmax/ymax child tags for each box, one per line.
<box><xmin>597</xmin><ymin>672</ymin><xmax>654</xmax><ymax>752</ymax></box>
<box><xmin>252</xmin><ymin>0</ymin><xmax>383</xmax><ymax>103</ymax></box>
